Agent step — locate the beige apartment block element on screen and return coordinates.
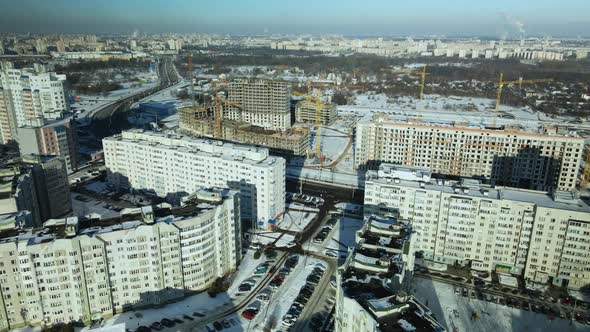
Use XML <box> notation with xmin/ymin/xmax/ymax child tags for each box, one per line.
<box><xmin>355</xmin><ymin>116</ymin><xmax>584</xmax><ymax>191</ymax></box>
<box><xmin>364</xmin><ymin>164</ymin><xmax>590</xmax><ymax>290</ymax></box>
<box><xmin>226</xmin><ymin>79</ymin><xmax>291</xmax><ymax>130</ymax></box>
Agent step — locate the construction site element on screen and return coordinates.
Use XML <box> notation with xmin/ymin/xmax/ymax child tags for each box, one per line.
<box><xmin>179</xmin><ymin>105</ymin><xmax>310</xmax><ymax>156</ymax></box>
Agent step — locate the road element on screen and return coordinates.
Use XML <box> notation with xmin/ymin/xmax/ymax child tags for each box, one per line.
<box><xmin>184</xmin><ymin>252</ymin><xmax>289</xmax><ymax>331</ymax></box>
<box><xmin>172</xmin><ymin>182</ymin><xmax>351</xmax><ymax>332</ymax></box>
<box><xmin>88</xmin><ymin>57</ymin><xmax>183</xmax><ymax>140</ymax></box>
<box><xmin>291</xmin><ymin>252</ymin><xmax>337</xmax><ymax>332</ymax></box>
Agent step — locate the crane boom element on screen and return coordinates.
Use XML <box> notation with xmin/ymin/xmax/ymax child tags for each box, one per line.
<box><xmin>493</xmin><ymin>73</ymin><xmax>553</xmax><ymax>127</ymax></box>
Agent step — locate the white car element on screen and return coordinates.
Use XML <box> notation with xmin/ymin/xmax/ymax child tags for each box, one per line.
<box><xmin>325</xmin><ymin>250</ymin><xmax>338</xmax><ymax>258</ymax></box>
<box><xmin>282</xmin><ymin>319</ymin><xmax>295</xmax><ymax>327</ymax></box>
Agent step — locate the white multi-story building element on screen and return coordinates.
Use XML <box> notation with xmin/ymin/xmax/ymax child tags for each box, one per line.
<box><xmin>226</xmin><ymin>79</ymin><xmax>291</xmax><ymax>131</ymax></box>
<box><xmin>0</xmin><ymin>189</ymin><xmax>241</xmax><ymax>330</ymax></box>
<box><xmin>0</xmin><ymin>62</ymin><xmax>68</xmax><ymax>144</ymax></box>
<box><xmin>364</xmin><ymin>163</ymin><xmax>590</xmax><ymax>289</ymax></box>
<box><xmin>355</xmin><ymin>116</ymin><xmax>584</xmax><ymax>192</ymax></box>
<box><xmin>103</xmin><ymin>130</ymin><xmax>285</xmax><ymax>228</ymax></box>
<box><xmin>336</xmin><ymin>214</ymin><xmax>445</xmax><ymax>332</ymax></box>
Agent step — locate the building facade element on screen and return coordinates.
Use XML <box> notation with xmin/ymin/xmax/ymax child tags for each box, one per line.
<box><xmin>0</xmin><ymin>189</ymin><xmax>241</xmax><ymax>330</ymax></box>
<box><xmin>0</xmin><ymin>155</ymin><xmax>70</xmax><ymax>227</ymax></box>
<box><xmin>0</xmin><ymin>62</ymin><xmax>68</xmax><ymax>144</ymax></box>
<box><xmin>336</xmin><ymin>214</ymin><xmax>444</xmax><ymax>332</ymax></box>
<box><xmin>364</xmin><ymin>163</ymin><xmax>590</xmax><ymax>289</ymax></box>
<box><xmin>355</xmin><ymin>117</ymin><xmax>584</xmax><ymax>191</ymax></box>
<box><xmin>22</xmin><ymin>155</ymin><xmax>71</xmax><ymax>222</ymax></box>
<box><xmin>103</xmin><ymin>130</ymin><xmax>285</xmax><ymax>228</ymax></box>
<box><xmin>295</xmin><ymin>99</ymin><xmax>337</xmax><ymax>125</ymax></box>
<box><xmin>226</xmin><ymin>79</ymin><xmax>291</xmax><ymax>131</ymax></box>
<box><xmin>179</xmin><ymin>106</ymin><xmax>310</xmax><ymax>157</ymax></box>
<box><xmin>17</xmin><ymin>117</ymin><xmax>79</xmax><ymax>173</ymax></box>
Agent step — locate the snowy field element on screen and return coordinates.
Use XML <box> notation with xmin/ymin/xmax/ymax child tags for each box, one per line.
<box><xmin>411</xmin><ymin>278</ymin><xmax>589</xmax><ymax>332</ymax></box>
<box><xmin>339</xmin><ymin>93</ymin><xmax>589</xmax><ymax>133</ymax></box>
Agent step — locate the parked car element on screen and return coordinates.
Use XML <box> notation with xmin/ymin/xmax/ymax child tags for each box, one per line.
<box><xmin>213</xmin><ymin>320</ymin><xmax>224</xmax><ymax>330</ymax></box>
<box><xmin>242</xmin><ymin>308</ymin><xmax>258</xmax><ymax>320</ymax></box>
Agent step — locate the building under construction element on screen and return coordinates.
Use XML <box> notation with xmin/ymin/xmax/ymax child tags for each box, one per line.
<box><xmin>179</xmin><ymin>106</ymin><xmax>309</xmax><ymax>157</ymax></box>
<box><xmin>295</xmin><ymin>99</ymin><xmax>337</xmax><ymax>125</ymax></box>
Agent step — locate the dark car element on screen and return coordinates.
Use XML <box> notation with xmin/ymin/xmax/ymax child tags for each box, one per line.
<box><xmin>150</xmin><ymin>322</ymin><xmax>162</xmax><ymax>331</ymax></box>
<box><xmin>136</xmin><ymin>326</ymin><xmax>150</xmax><ymax>332</ymax></box>
<box><xmin>222</xmin><ymin>319</ymin><xmax>231</xmax><ymax>328</ymax></box>
<box><xmin>213</xmin><ymin>320</ymin><xmax>224</xmax><ymax>330</ymax></box>
<box><xmin>161</xmin><ymin>318</ymin><xmax>174</xmax><ymax>327</ymax></box>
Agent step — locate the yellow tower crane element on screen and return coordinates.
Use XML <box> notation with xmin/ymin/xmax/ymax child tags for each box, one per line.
<box><xmin>380</xmin><ymin>65</ymin><xmax>429</xmax><ymax>109</ymax></box>
<box><xmin>493</xmin><ymin>73</ymin><xmax>553</xmax><ymax>127</ymax></box>
<box><xmin>294</xmin><ymin>82</ymin><xmax>329</xmax><ymax>159</ymax></box>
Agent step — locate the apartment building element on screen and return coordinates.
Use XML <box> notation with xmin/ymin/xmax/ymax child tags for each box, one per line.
<box><xmin>179</xmin><ymin>106</ymin><xmax>310</xmax><ymax>156</ymax></box>
<box><xmin>355</xmin><ymin>116</ymin><xmax>584</xmax><ymax>191</ymax></box>
<box><xmin>0</xmin><ymin>155</ymin><xmax>70</xmax><ymax>227</ymax></box>
<box><xmin>336</xmin><ymin>214</ymin><xmax>445</xmax><ymax>332</ymax></box>
<box><xmin>0</xmin><ymin>62</ymin><xmax>68</xmax><ymax>144</ymax></box>
<box><xmin>364</xmin><ymin>163</ymin><xmax>590</xmax><ymax>289</ymax></box>
<box><xmin>0</xmin><ymin>189</ymin><xmax>241</xmax><ymax>330</ymax></box>
<box><xmin>226</xmin><ymin>79</ymin><xmax>291</xmax><ymax>130</ymax></box>
<box><xmin>18</xmin><ymin>117</ymin><xmax>79</xmax><ymax>173</ymax></box>
<box><xmin>21</xmin><ymin>155</ymin><xmax>71</xmax><ymax>221</ymax></box>
<box><xmin>295</xmin><ymin>99</ymin><xmax>337</xmax><ymax>125</ymax></box>
<box><xmin>0</xmin><ymin>167</ymin><xmax>39</xmax><ymax>226</ymax></box>
<box><xmin>103</xmin><ymin>129</ymin><xmax>285</xmax><ymax>228</ymax></box>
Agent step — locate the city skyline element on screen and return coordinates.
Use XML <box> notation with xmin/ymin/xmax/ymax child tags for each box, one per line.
<box><xmin>0</xmin><ymin>0</ymin><xmax>589</xmax><ymax>37</ymax></box>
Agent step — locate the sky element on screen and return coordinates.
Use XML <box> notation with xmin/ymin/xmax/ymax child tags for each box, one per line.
<box><xmin>0</xmin><ymin>0</ymin><xmax>589</xmax><ymax>37</ymax></box>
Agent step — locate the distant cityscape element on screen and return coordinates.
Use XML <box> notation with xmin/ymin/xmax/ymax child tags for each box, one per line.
<box><xmin>0</xmin><ymin>10</ymin><xmax>590</xmax><ymax>332</ymax></box>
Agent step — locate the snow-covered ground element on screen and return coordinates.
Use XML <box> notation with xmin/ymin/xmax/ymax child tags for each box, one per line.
<box><xmin>412</xmin><ymin>278</ymin><xmax>589</xmax><ymax>332</ymax></box>
<box><xmin>339</xmin><ymin>93</ymin><xmax>588</xmax><ymax>134</ymax></box>
<box><xmin>277</xmin><ymin>209</ymin><xmax>317</xmax><ymax>233</ymax></box>
<box><xmin>251</xmin><ymin>231</ymin><xmax>296</xmax><ymax>248</ymax></box>
<box><xmin>91</xmin><ymin>250</ymin><xmax>264</xmax><ymax>331</ymax></box>
<box><xmin>71</xmin><ymin>193</ymin><xmax>120</xmax><ymax>219</ymax></box>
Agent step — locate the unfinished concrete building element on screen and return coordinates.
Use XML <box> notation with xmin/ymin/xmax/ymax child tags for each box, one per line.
<box><xmin>225</xmin><ymin>79</ymin><xmax>291</xmax><ymax>130</ymax></box>
<box><xmin>179</xmin><ymin>106</ymin><xmax>309</xmax><ymax>157</ymax></box>
<box><xmin>295</xmin><ymin>99</ymin><xmax>337</xmax><ymax>125</ymax></box>
<box><xmin>355</xmin><ymin>114</ymin><xmax>584</xmax><ymax>192</ymax></box>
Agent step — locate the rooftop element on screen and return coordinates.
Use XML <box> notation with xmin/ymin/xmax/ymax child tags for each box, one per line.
<box><xmin>359</xmin><ymin>113</ymin><xmax>582</xmax><ymax>140</ymax></box>
<box><xmin>105</xmin><ymin>129</ymin><xmax>283</xmax><ymax>166</ymax></box>
<box><xmin>0</xmin><ymin>188</ymin><xmax>236</xmax><ymax>245</ymax></box>
<box><xmin>367</xmin><ymin>164</ymin><xmax>590</xmax><ymax>213</ymax></box>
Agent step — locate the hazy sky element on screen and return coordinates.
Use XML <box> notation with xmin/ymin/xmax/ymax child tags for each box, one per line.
<box><xmin>0</xmin><ymin>0</ymin><xmax>588</xmax><ymax>37</ymax></box>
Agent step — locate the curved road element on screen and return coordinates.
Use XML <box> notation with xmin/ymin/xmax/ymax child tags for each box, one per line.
<box><xmin>88</xmin><ymin>57</ymin><xmax>182</xmax><ymax>139</ymax></box>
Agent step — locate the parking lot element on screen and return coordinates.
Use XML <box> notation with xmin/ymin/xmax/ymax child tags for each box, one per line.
<box><xmin>412</xmin><ymin>274</ymin><xmax>590</xmax><ymax>331</ymax></box>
